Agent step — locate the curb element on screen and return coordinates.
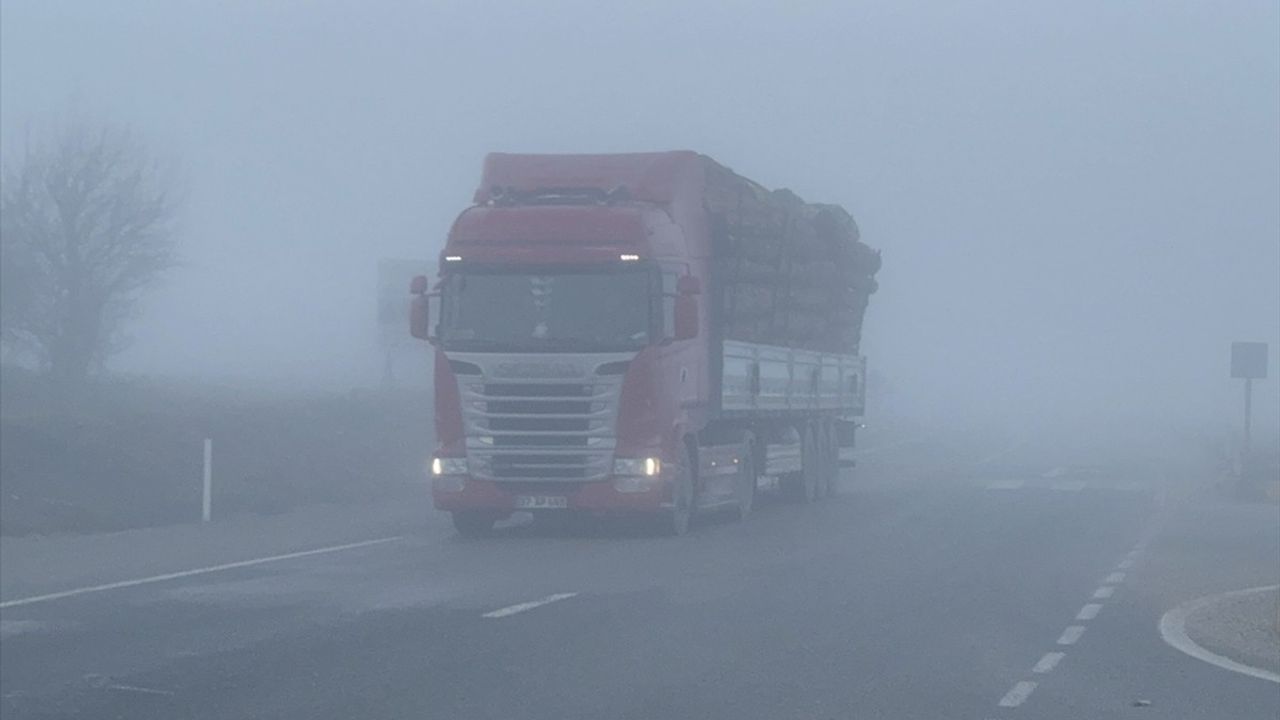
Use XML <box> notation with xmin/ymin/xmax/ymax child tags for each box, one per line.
<box><xmin>1159</xmin><ymin>585</ymin><xmax>1280</xmax><ymax>685</ymax></box>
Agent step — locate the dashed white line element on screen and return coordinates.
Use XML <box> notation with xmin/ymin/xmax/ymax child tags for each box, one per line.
<box><xmin>1076</xmin><ymin>603</ymin><xmax>1103</xmax><ymax>620</ymax></box>
<box><xmin>1050</xmin><ymin>481</ymin><xmax>1086</xmax><ymax>492</ymax></box>
<box><xmin>482</xmin><ymin>592</ymin><xmax>578</xmax><ymax>619</ymax></box>
<box><xmin>1075</xmin><ymin>603</ymin><xmax>1103</xmax><ymax>620</ymax></box>
<box><xmin>1105</xmin><ymin>572</ymin><xmax>1125</xmax><ymax>584</ymax></box>
<box><xmin>985</xmin><ymin>480</ymin><xmax>1025</xmax><ymax>490</ymax></box>
<box><xmin>0</xmin><ymin>536</ymin><xmax>404</xmax><ymax>609</ymax></box>
<box><xmin>1032</xmin><ymin>651</ymin><xmax>1065</xmax><ymax>674</ymax></box>
<box><xmin>997</xmin><ymin>680</ymin><xmax>1039</xmax><ymax>707</ymax></box>
<box><xmin>1057</xmin><ymin>625</ymin><xmax>1086</xmax><ymax>645</ymax></box>
<box><xmin>1093</xmin><ymin>586</ymin><xmax>1115</xmax><ymax>599</ymax></box>
<box><xmin>1117</xmin><ymin>558</ymin><xmax>1134</xmax><ymax>569</ymax></box>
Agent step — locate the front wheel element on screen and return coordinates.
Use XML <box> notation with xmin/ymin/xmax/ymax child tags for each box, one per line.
<box><xmin>452</xmin><ymin>511</ymin><xmax>496</xmax><ymax>538</ymax></box>
<box><xmin>733</xmin><ymin>436</ymin><xmax>757</xmax><ymax>522</ymax></box>
<box><xmin>662</xmin><ymin>446</ymin><xmax>696</xmax><ymax>536</ymax></box>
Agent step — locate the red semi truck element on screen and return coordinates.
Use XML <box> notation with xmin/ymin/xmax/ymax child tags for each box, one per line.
<box><xmin>410</xmin><ymin>152</ymin><xmax>880</xmax><ymax>536</ymax></box>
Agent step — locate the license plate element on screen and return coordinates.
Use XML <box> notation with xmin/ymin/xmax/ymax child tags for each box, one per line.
<box><xmin>514</xmin><ymin>495</ymin><xmax>568</xmax><ymax>510</ymax></box>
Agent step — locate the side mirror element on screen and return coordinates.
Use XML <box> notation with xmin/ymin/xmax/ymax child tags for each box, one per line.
<box><xmin>676</xmin><ymin>275</ymin><xmax>702</xmax><ymax>295</ymax></box>
<box><xmin>409</xmin><ymin>275</ymin><xmax>432</xmax><ymax>341</ymax></box>
<box><xmin>673</xmin><ymin>295</ymin><xmax>699</xmax><ymax>340</ymax></box>
<box><xmin>409</xmin><ymin>295</ymin><xmax>431</xmax><ymax>340</ymax></box>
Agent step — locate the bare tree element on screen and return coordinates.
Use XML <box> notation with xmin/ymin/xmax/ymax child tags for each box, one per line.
<box><xmin>0</xmin><ymin>122</ymin><xmax>179</xmax><ymax>384</ymax></box>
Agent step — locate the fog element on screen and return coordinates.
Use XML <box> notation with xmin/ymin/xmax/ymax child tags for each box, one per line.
<box><xmin>2</xmin><ymin>0</ymin><xmax>1277</xmax><ymax>440</ymax></box>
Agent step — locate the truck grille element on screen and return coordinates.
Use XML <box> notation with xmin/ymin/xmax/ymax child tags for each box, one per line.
<box><xmin>458</xmin><ymin>370</ymin><xmax>625</xmax><ymax>483</ymax></box>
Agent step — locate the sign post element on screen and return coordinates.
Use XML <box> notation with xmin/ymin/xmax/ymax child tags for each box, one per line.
<box><xmin>1230</xmin><ymin>342</ymin><xmax>1268</xmax><ymax>497</ymax></box>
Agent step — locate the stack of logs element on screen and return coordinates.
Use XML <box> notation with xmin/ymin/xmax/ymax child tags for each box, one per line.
<box><xmin>703</xmin><ymin>159</ymin><xmax>880</xmax><ymax>354</ymax></box>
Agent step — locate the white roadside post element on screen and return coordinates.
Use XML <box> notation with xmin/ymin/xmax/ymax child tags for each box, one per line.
<box><xmin>202</xmin><ymin>438</ymin><xmax>213</xmax><ymax>523</ymax></box>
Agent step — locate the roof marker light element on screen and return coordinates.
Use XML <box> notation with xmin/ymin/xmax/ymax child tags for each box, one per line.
<box><xmin>445</xmin><ymin>255</ymin><xmax>462</xmax><ymax>262</ymax></box>
<box><xmin>620</xmin><ymin>254</ymin><xmax>640</xmax><ymax>261</ymax></box>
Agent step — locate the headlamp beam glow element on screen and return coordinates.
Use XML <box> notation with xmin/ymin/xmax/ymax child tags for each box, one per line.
<box><xmin>431</xmin><ymin>457</ymin><xmax>468</xmax><ymax>476</ymax></box>
<box><xmin>613</xmin><ymin>457</ymin><xmax>661</xmax><ymax>476</ymax></box>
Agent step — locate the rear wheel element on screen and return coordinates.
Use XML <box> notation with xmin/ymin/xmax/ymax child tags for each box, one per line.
<box><xmin>662</xmin><ymin>445</ymin><xmax>696</xmax><ymax>536</ymax></box>
<box><xmin>733</xmin><ymin>435</ymin><xmax>757</xmax><ymax>521</ymax></box>
<box><xmin>782</xmin><ymin>425</ymin><xmax>818</xmax><ymax>502</ymax></box>
<box><xmin>820</xmin><ymin>421</ymin><xmax>839</xmax><ymax>497</ymax></box>
<box><xmin>802</xmin><ymin>424</ymin><xmax>821</xmax><ymax>502</ymax></box>
<box><xmin>452</xmin><ymin>511</ymin><xmax>496</xmax><ymax>538</ymax></box>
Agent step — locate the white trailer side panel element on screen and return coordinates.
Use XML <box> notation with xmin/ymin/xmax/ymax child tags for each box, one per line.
<box><xmin>720</xmin><ymin>340</ymin><xmax>865</xmax><ymax>415</ymax></box>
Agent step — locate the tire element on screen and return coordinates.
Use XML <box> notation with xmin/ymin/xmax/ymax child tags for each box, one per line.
<box><xmin>801</xmin><ymin>424</ymin><xmax>821</xmax><ymax>503</ymax></box>
<box><xmin>733</xmin><ymin>435</ymin><xmax>757</xmax><ymax>522</ymax></box>
<box><xmin>452</xmin><ymin>511</ymin><xmax>496</xmax><ymax>538</ymax></box>
<box><xmin>662</xmin><ymin>445</ymin><xmax>696</xmax><ymax>536</ymax></box>
<box><xmin>823</xmin><ymin>421</ymin><xmax>841</xmax><ymax>497</ymax></box>
<box><xmin>785</xmin><ymin>424</ymin><xmax>820</xmax><ymax>503</ymax></box>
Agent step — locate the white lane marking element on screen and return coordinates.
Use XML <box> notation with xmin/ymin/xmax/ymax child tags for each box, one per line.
<box><xmin>1076</xmin><ymin>603</ymin><xmax>1103</xmax><ymax>621</ymax></box>
<box><xmin>985</xmin><ymin>480</ymin><xmax>1025</xmax><ymax>490</ymax></box>
<box><xmin>1050</xmin><ymin>481</ymin><xmax>1087</xmax><ymax>492</ymax></box>
<box><xmin>1105</xmin><ymin>572</ymin><xmax>1126</xmax><ymax>584</ymax></box>
<box><xmin>1057</xmin><ymin>625</ymin><xmax>1086</xmax><ymax>645</ymax></box>
<box><xmin>483</xmin><ymin>592</ymin><xmax>578</xmax><ymax>619</ymax></box>
<box><xmin>1118</xmin><ymin>558</ymin><xmax>1135</xmax><ymax>570</ymax></box>
<box><xmin>1158</xmin><ymin>585</ymin><xmax>1280</xmax><ymax>685</ymax></box>
<box><xmin>1032</xmin><ymin>651</ymin><xmax>1065</xmax><ymax>674</ymax></box>
<box><xmin>1093</xmin><ymin>586</ymin><xmax>1115</xmax><ymax>599</ymax></box>
<box><xmin>0</xmin><ymin>536</ymin><xmax>404</xmax><ymax>609</ymax></box>
<box><xmin>997</xmin><ymin>680</ymin><xmax>1038</xmax><ymax>707</ymax></box>
<box><xmin>1042</xmin><ymin>466</ymin><xmax>1068</xmax><ymax>478</ymax></box>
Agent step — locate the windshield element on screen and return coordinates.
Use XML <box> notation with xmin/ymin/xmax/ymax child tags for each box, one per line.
<box><xmin>440</xmin><ymin>269</ymin><xmax>653</xmax><ymax>352</ymax></box>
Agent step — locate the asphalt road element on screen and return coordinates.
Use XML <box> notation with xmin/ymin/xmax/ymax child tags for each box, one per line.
<box><xmin>2</xmin><ymin>431</ymin><xmax>1278</xmax><ymax>719</ymax></box>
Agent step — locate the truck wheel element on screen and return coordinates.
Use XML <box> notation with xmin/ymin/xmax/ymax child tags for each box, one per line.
<box><xmin>784</xmin><ymin>425</ymin><xmax>820</xmax><ymax>503</ymax></box>
<box><xmin>663</xmin><ymin>446</ymin><xmax>696</xmax><ymax>536</ymax></box>
<box><xmin>452</xmin><ymin>511</ymin><xmax>496</xmax><ymax>538</ymax></box>
<box><xmin>822</xmin><ymin>421</ymin><xmax>840</xmax><ymax>497</ymax></box>
<box><xmin>803</xmin><ymin>424</ymin><xmax>822</xmax><ymax>502</ymax></box>
<box><xmin>733</xmin><ymin>436</ymin><xmax>757</xmax><ymax>521</ymax></box>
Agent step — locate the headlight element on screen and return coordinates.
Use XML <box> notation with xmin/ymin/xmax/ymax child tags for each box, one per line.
<box><xmin>431</xmin><ymin>457</ymin><xmax>468</xmax><ymax>476</ymax></box>
<box><xmin>613</xmin><ymin>457</ymin><xmax>661</xmax><ymax>476</ymax></box>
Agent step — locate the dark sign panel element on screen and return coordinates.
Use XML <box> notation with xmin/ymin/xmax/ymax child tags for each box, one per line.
<box><xmin>1230</xmin><ymin>342</ymin><xmax>1268</xmax><ymax>379</ymax></box>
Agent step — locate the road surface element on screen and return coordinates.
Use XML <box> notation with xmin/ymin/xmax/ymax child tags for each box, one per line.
<box><xmin>2</xmin><ymin>429</ymin><xmax>1277</xmax><ymax>719</ymax></box>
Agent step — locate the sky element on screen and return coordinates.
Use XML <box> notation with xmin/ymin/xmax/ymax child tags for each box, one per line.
<box><xmin>2</xmin><ymin>0</ymin><xmax>1277</xmax><ymax>439</ymax></box>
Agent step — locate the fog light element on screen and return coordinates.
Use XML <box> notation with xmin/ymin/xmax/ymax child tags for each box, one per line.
<box><xmin>613</xmin><ymin>457</ymin><xmax>661</xmax><ymax>476</ymax></box>
<box><xmin>431</xmin><ymin>457</ymin><xmax>468</xmax><ymax>476</ymax></box>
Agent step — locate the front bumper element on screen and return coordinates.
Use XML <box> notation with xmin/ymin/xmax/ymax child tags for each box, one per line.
<box><xmin>432</xmin><ymin>476</ymin><xmax>670</xmax><ymax>514</ymax></box>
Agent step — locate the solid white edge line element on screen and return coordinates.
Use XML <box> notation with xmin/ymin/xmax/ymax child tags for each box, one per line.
<box><xmin>1032</xmin><ymin>651</ymin><xmax>1065</xmax><ymax>674</ymax></box>
<box><xmin>1057</xmin><ymin>625</ymin><xmax>1086</xmax><ymax>645</ymax></box>
<box><xmin>0</xmin><ymin>536</ymin><xmax>404</xmax><ymax>609</ymax></box>
<box><xmin>997</xmin><ymin>680</ymin><xmax>1038</xmax><ymax>707</ymax></box>
<box><xmin>1118</xmin><ymin>558</ymin><xmax>1134</xmax><ymax>569</ymax></box>
<box><xmin>1105</xmin><ymin>572</ymin><xmax>1126</xmax><ymax>584</ymax></box>
<box><xmin>483</xmin><ymin>592</ymin><xmax>578</xmax><ymax>619</ymax></box>
<box><xmin>1093</xmin><ymin>586</ymin><xmax>1115</xmax><ymax>599</ymax></box>
<box><xmin>1076</xmin><ymin>603</ymin><xmax>1102</xmax><ymax>621</ymax></box>
<box><xmin>1158</xmin><ymin>585</ymin><xmax>1280</xmax><ymax>685</ymax></box>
